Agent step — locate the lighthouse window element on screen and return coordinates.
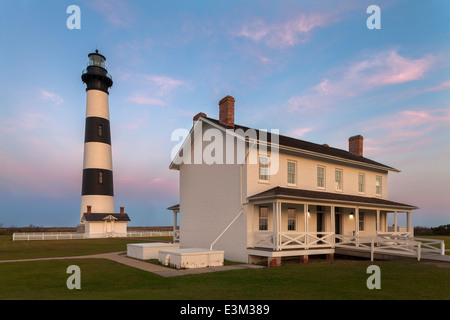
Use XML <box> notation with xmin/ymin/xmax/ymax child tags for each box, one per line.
<box><xmin>99</xmin><ymin>171</ymin><xmax>104</xmax><ymax>184</ymax></box>
<box><xmin>98</xmin><ymin>124</ymin><xmax>104</xmax><ymax>137</ymax></box>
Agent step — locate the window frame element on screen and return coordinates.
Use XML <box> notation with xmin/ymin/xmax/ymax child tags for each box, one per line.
<box><xmin>335</xmin><ymin>168</ymin><xmax>343</xmax><ymax>192</ymax></box>
<box><xmin>258</xmin><ymin>155</ymin><xmax>270</xmax><ymax>183</ymax></box>
<box><xmin>287</xmin><ymin>160</ymin><xmax>297</xmax><ymax>186</ymax></box>
<box><xmin>359</xmin><ymin>212</ymin><xmax>365</xmax><ymax>231</ymax></box>
<box><xmin>376</xmin><ymin>175</ymin><xmax>382</xmax><ymax>196</ymax></box>
<box><xmin>358</xmin><ymin>173</ymin><xmax>365</xmax><ymax>194</ymax></box>
<box><xmin>287</xmin><ymin>208</ymin><xmax>297</xmax><ymax>231</ymax></box>
<box><xmin>317</xmin><ymin>165</ymin><xmax>326</xmax><ymax>189</ymax></box>
<box><xmin>259</xmin><ymin>206</ymin><xmax>269</xmax><ymax>231</ymax></box>
<box><xmin>98</xmin><ymin>124</ymin><xmax>104</xmax><ymax>137</ymax></box>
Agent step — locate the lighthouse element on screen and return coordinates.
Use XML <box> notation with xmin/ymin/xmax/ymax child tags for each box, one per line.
<box><xmin>79</xmin><ymin>50</ymin><xmax>130</xmax><ymax>237</ymax></box>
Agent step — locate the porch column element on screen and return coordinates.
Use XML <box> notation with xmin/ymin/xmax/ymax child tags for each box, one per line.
<box><xmin>394</xmin><ymin>211</ymin><xmax>398</xmax><ymax>233</ymax></box>
<box><xmin>304</xmin><ymin>203</ymin><xmax>309</xmax><ymax>248</ymax></box>
<box><xmin>273</xmin><ymin>202</ymin><xmax>280</xmax><ymax>250</ymax></box>
<box><xmin>376</xmin><ymin>210</ymin><xmax>380</xmax><ymax>234</ymax></box>
<box><xmin>406</xmin><ymin>211</ymin><xmax>412</xmax><ymax>236</ymax></box>
<box><xmin>330</xmin><ymin>206</ymin><xmax>335</xmax><ymax>246</ymax></box>
<box><xmin>173</xmin><ymin>210</ymin><xmax>178</xmax><ymax>232</ymax></box>
<box><xmin>354</xmin><ymin>207</ymin><xmax>359</xmax><ymax>237</ymax></box>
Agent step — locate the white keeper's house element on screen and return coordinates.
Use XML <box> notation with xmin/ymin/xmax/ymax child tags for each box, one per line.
<box><xmin>169</xmin><ymin>96</ymin><xmax>419</xmax><ymax>265</ymax></box>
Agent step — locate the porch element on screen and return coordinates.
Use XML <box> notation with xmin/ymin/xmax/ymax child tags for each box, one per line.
<box><xmin>249</xmin><ymin>201</ymin><xmax>414</xmax><ymax>251</ymax></box>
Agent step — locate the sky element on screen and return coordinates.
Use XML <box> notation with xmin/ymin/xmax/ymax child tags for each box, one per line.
<box><xmin>0</xmin><ymin>0</ymin><xmax>449</xmax><ymax>228</ymax></box>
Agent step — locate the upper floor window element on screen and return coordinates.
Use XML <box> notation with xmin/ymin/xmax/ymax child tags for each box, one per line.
<box><xmin>335</xmin><ymin>169</ymin><xmax>343</xmax><ymax>191</ymax></box>
<box><xmin>358</xmin><ymin>173</ymin><xmax>365</xmax><ymax>193</ymax></box>
<box><xmin>317</xmin><ymin>166</ymin><xmax>325</xmax><ymax>188</ymax></box>
<box><xmin>288</xmin><ymin>208</ymin><xmax>297</xmax><ymax>231</ymax></box>
<box><xmin>376</xmin><ymin>176</ymin><xmax>382</xmax><ymax>195</ymax></box>
<box><xmin>259</xmin><ymin>206</ymin><xmax>268</xmax><ymax>231</ymax></box>
<box><xmin>99</xmin><ymin>171</ymin><xmax>104</xmax><ymax>184</ymax></box>
<box><xmin>287</xmin><ymin>161</ymin><xmax>296</xmax><ymax>185</ymax></box>
<box><xmin>259</xmin><ymin>156</ymin><xmax>270</xmax><ymax>182</ymax></box>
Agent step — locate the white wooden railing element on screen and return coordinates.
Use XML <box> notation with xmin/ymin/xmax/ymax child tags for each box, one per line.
<box><xmin>173</xmin><ymin>230</ymin><xmax>180</xmax><ymax>243</ymax></box>
<box><xmin>334</xmin><ymin>234</ymin><xmax>445</xmax><ymax>261</ymax></box>
<box><xmin>253</xmin><ymin>232</ymin><xmax>334</xmax><ymax>250</ymax></box>
<box><xmin>253</xmin><ymin>232</ymin><xmax>446</xmax><ymax>261</ymax></box>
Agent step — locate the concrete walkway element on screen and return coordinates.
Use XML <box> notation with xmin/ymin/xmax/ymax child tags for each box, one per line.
<box><xmin>0</xmin><ymin>252</ymin><xmax>264</xmax><ymax>277</ymax></box>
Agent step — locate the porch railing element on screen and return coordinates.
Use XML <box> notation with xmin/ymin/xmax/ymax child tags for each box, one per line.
<box><xmin>252</xmin><ymin>232</ymin><xmax>445</xmax><ymax>260</ymax></box>
<box><xmin>253</xmin><ymin>232</ymin><xmax>334</xmax><ymax>250</ymax></box>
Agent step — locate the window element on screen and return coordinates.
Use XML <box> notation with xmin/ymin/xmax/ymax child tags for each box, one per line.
<box><xmin>259</xmin><ymin>207</ymin><xmax>268</xmax><ymax>231</ymax></box>
<box><xmin>288</xmin><ymin>208</ymin><xmax>296</xmax><ymax>231</ymax></box>
<box><xmin>98</xmin><ymin>124</ymin><xmax>104</xmax><ymax>137</ymax></box>
<box><xmin>317</xmin><ymin>166</ymin><xmax>325</xmax><ymax>188</ymax></box>
<box><xmin>376</xmin><ymin>176</ymin><xmax>382</xmax><ymax>195</ymax></box>
<box><xmin>358</xmin><ymin>173</ymin><xmax>365</xmax><ymax>193</ymax></box>
<box><xmin>287</xmin><ymin>161</ymin><xmax>296</xmax><ymax>185</ymax></box>
<box><xmin>259</xmin><ymin>156</ymin><xmax>270</xmax><ymax>182</ymax></box>
<box><xmin>99</xmin><ymin>171</ymin><xmax>104</xmax><ymax>184</ymax></box>
<box><xmin>359</xmin><ymin>212</ymin><xmax>365</xmax><ymax>231</ymax></box>
<box><xmin>335</xmin><ymin>169</ymin><xmax>343</xmax><ymax>191</ymax></box>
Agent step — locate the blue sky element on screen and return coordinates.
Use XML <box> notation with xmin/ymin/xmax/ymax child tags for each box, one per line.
<box><xmin>0</xmin><ymin>0</ymin><xmax>449</xmax><ymax>227</ymax></box>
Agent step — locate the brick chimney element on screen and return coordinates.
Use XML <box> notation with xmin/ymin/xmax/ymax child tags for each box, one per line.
<box><xmin>349</xmin><ymin>135</ymin><xmax>364</xmax><ymax>156</ymax></box>
<box><xmin>120</xmin><ymin>207</ymin><xmax>125</xmax><ymax>215</ymax></box>
<box><xmin>87</xmin><ymin>205</ymin><xmax>92</xmax><ymax>214</ymax></box>
<box><xmin>193</xmin><ymin>112</ymin><xmax>207</xmax><ymax>123</ymax></box>
<box><xmin>219</xmin><ymin>95</ymin><xmax>235</xmax><ymax>127</ymax></box>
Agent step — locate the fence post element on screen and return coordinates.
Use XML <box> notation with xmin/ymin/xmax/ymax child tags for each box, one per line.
<box><xmin>417</xmin><ymin>242</ymin><xmax>421</xmax><ymax>261</ymax></box>
<box><xmin>370</xmin><ymin>238</ymin><xmax>374</xmax><ymax>262</ymax></box>
<box><xmin>441</xmin><ymin>241</ymin><xmax>445</xmax><ymax>256</ymax></box>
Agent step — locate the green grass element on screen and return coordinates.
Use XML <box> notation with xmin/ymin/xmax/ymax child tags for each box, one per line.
<box><xmin>0</xmin><ymin>235</ymin><xmax>449</xmax><ymax>300</ymax></box>
<box><xmin>0</xmin><ymin>235</ymin><xmax>172</xmax><ymax>260</ymax></box>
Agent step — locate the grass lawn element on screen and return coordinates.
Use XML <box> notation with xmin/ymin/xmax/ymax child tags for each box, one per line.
<box><xmin>0</xmin><ymin>235</ymin><xmax>172</xmax><ymax>260</ymax></box>
<box><xmin>0</xmin><ymin>236</ymin><xmax>449</xmax><ymax>300</ymax></box>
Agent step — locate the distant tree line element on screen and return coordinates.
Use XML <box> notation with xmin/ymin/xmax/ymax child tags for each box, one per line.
<box><xmin>415</xmin><ymin>224</ymin><xmax>450</xmax><ymax>236</ymax></box>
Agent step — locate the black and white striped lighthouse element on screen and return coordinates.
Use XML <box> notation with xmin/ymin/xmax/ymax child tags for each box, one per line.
<box><xmin>80</xmin><ymin>50</ymin><xmax>115</xmax><ymax>222</ymax></box>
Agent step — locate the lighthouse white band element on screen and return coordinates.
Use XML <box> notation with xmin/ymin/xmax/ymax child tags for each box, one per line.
<box><xmin>80</xmin><ymin>195</ymin><xmax>115</xmax><ymax>221</ymax></box>
<box><xmin>86</xmin><ymin>90</ymin><xmax>110</xmax><ymax>120</ymax></box>
<box><xmin>83</xmin><ymin>142</ymin><xmax>113</xmax><ymax>170</ymax></box>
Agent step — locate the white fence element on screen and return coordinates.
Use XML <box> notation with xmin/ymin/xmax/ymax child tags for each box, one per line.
<box><xmin>12</xmin><ymin>231</ymin><xmax>174</xmax><ymax>241</ymax></box>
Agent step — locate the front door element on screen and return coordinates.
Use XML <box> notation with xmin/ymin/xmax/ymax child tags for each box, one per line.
<box><xmin>335</xmin><ymin>213</ymin><xmax>341</xmax><ymax>243</ymax></box>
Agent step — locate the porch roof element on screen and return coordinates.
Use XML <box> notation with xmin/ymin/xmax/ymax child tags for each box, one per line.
<box><xmin>248</xmin><ymin>187</ymin><xmax>418</xmax><ymax>210</ymax></box>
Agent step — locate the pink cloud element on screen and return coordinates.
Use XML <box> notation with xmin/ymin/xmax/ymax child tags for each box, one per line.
<box><xmin>426</xmin><ymin>80</ymin><xmax>450</xmax><ymax>92</ymax></box>
<box><xmin>129</xmin><ymin>95</ymin><xmax>166</xmax><ymax>106</ymax></box>
<box><xmin>289</xmin><ymin>127</ymin><xmax>314</xmax><ymax>138</ymax></box>
<box><xmin>41</xmin><ymin>90</ymin><xmax>64</xmax><ymax>105</ymax></box>
<box><xmin>88</xmin><ymin>0</ymin><xmax>134</xmax><ymax>27</ymax></box>
<box><xmin>288</xmin><ymin>50</ymin><xmax>436</xmax><ymax>113</ymax></box>
<box><xmin>237</xmin><ymin>12</ymin><xmax>339</xmax><ymax>48</ymax></box>
<box><xmin>363</xmin><ymin>107</ymin><xmax>450</xmax><ymax>158</ymax></box>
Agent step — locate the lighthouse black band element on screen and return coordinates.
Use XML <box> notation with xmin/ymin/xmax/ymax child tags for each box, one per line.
<box><xmin>82</xmin><ymin>169</ymin><xmax>114</xmax><ymax>196</ymax></box>
<box><xmin>84</xmin><ymin>117</ymin><xmax>111</xmax><ymax>145</ymax></box>
<box><xmin>81</xmin><ymin>66</ymin><xmax>113</xmax><ymax>94</ymax></box>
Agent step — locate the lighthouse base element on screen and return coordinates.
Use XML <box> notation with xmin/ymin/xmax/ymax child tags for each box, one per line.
<box><xmin>81</xmin><ymin>213</ymin><xmax>131</xmax><ymax>238</ymax></box>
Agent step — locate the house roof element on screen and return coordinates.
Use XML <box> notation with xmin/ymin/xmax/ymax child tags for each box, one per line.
<box><xmin>248</xmin><ymin>187</ymin><xmax>417</xmax><ymax>210</ymax></box>
<box><xmin>82</xmin><ymin>213</ymin><xmax>131</xmax><ymax>222</ymax></box>
<box><xmin>202</xmin><ymin>116</ymin><xmax>398</xmax><ymax>172</ymax></box>
<box><xmin>167</xmin><ymin>204</ymin><xmax>180</xmax><ymax>211</ymax></box>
